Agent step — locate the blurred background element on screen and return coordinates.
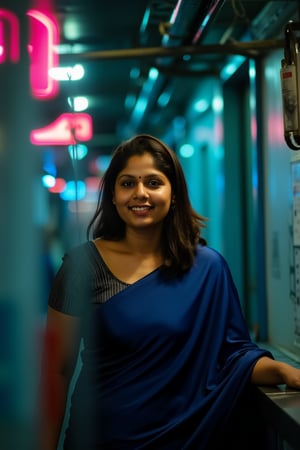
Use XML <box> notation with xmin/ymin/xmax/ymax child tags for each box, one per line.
<box><xmin>1</xmin><ymin>0</ymin><xmax>300</xmax><ymax>448</ymax></box>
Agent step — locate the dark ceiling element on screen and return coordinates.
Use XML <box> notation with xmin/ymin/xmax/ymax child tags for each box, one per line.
<box><xmin>35</xmin><ymin>0</ymin><xmax>299</xmax><ymax>179</ymax></box>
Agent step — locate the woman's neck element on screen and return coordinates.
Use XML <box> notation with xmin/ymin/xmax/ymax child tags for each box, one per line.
<box><xmin>122</xmin><ymin>227</ymin><xmax>162</xmax><ymax>256</ymax></box>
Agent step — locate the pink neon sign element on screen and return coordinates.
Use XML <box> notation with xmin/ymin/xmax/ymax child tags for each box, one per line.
<box><xmin>0</xmin><ymin>6</ymin><xmax>94</xmax><ymax>146</ymax></box>
<box><xmin>27</xmin><ymin>9</ymin><xmax>59</xmax><ymax>99</ymax></box>
<box><xmin>0</xmin><ymin>8</ymin><xmax>59</xmax><ymax>99</ymax></box>
<box><xmin>30</xmin><ymin>113</ymin><xmax>93</xmax><ymax>146</ymax></box>
<box><xmin>0</xmin><ymin>9</ymin><xmax>19</xmax><ymax>63</ymax></box>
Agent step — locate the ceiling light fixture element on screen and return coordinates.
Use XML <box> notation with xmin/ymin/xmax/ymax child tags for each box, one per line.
<box><xmin>68</xmin><ymin>96</ymin><xmax>89</xmax><ymax>112</ymax></box>
<box><xmin>49</xmin><ymin>64</ymin><xmax>84</xmax><ymax>81</ymax></box>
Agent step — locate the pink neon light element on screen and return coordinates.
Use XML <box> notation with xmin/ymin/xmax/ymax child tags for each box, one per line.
<box><xmin>48</xmin><ymin>178</ymin><xmax>66</xmax><ymax>194</ymax></box>
<box><xmin>31</xmin><ymin>0</ymin><xmax>54</xmax><ymax>9</ymax></box>
<box><xmin>0</xmin><ymin>9</ymin><xmax>20</xmax><ymax>63</ymax></box>
<box><xmin>27</xmin><ymin>9</ymin><xmax>59</xmax><ymax>99</ymax></box>
<box><xmin>30</xmin><ymin>113</ymin><xmax>93</xmax><ymax>146</ymax></box>
<box><xmin>85</xmin><ymin>176</ymin><xmax>101</xmax><ymax>192</ymax></box>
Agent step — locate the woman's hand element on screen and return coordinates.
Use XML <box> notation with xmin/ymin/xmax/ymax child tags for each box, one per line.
<box><xmin>251</xmin><ymin>356</ymin><xmax>300</xmax><ymax>389</ymax></box>
<box><xmin>277</xmin><ymin>361</ymin><xmax>300</xmax><ymax>389</ymax></box>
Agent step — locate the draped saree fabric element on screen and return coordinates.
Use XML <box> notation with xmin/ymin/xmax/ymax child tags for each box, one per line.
<box><xmin>48</xmin><ymin>243</ymin><xmax>273</xmax><ymax>449</ymax></box>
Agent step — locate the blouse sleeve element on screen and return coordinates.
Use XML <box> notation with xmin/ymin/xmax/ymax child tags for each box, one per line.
<box><xmin>48</xmin><ymin>243</ymin><xmax>91</xmax><ymax>316</ymax></box>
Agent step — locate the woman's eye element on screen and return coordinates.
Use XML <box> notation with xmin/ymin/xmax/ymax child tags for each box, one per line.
<box><xmin>148</xmin><ymin>179</ymin><xmax>161</xmax><ymax>187</ymax></box>
<box><xmin>119</xmin><ymin>179</ymin><xmax>162</xmax><ymax>188</ymax></box>
<box><xmin>121</xmin><ymin>181</ymin><xmax>134</xmax><ymax>187</ymax></box>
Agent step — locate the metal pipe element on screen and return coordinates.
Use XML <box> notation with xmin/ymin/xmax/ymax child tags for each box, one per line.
<box><xmin>62</xmin><ymin>40</ymin><xmax>285</xmax><ymax>62</ymax></box>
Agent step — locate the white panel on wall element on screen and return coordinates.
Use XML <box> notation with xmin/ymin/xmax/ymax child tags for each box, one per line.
<box><xmin>263</xmin><ymin>49</ymin><xmax>300</xmax><ymax>361</ymax></box>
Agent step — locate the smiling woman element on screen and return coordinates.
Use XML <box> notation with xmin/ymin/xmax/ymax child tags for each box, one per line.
<box><xmin>39</xmin><ymin>134</ymin><xmax>300</xmax><ymax>450</ymax></box>
<box><xmin>86</xmin><ymin>134</ymin><xmax>207</xmax><ymax>277</ymax></box>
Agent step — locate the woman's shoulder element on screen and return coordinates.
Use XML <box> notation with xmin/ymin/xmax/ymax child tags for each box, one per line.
<box><xmin>63</xmin><ymin>240</ymin><xmax>93</xmax><ymax>256</ymax></box>
<box><xmin>196</xmin><ymin>243</ymin><xmax>224</xmax><ymax>259</ymax></box>
<box><xmin>195</xmin><ymin>243</ymin><xmax>228</xmax><ymax>269</ymax></box>
<box><xmin>60</xmin><ymin>241</ymin><xmax>96</xmax><ymax>267</ymax></box>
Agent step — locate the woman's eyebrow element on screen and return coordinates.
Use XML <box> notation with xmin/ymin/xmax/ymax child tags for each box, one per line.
<box><xmin>118</xmin><ymin>173</ymin><xmax>161</xmax><ymax>179</ymax></box>
<box><xmin>118</xmin><ymin>174</ymin><xmax>135</xmax><ymax>178</ymax></box>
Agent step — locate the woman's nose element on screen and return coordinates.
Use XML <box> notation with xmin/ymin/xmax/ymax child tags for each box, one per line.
<box><xmin>133</xmin><ymin>181</ymin><xmax>148</xmax><ymax>198</ymax></box>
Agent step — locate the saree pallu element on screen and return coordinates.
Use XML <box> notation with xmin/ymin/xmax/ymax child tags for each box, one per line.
<box><xmin>59</xmin><ymin>244</ymin><xmax>272</xmax><ymax>449</ymax></box>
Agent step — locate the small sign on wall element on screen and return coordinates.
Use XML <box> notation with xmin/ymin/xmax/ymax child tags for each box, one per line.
<box><xmin>290</xmin><ymin>159</ymin><xmax>300</xmax><ymax>347</ymax></box>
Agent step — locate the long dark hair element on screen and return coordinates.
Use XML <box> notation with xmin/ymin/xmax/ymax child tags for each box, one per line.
<box><xmin>87</xmin><ymin>134</ymin><xmax>207</xmax><ymax>276</ymax></box>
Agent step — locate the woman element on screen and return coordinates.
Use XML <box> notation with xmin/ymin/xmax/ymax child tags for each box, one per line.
<box><xmin>41</xmin><ymin>134</ymin><xmax>300</xmax><ymax>450</ymax></box>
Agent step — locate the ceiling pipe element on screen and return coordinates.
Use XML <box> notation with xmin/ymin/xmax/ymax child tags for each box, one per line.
<box><xmin>74</xmin><ymin>39</ymin><xmax>284</xmax><ymax>61</ymax></box>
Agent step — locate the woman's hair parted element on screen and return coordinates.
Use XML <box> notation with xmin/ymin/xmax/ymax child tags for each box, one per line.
<box><xmin>87</xmin><ymin>134</ymin><xmax>207</xmax><ymax>277</ymax></box>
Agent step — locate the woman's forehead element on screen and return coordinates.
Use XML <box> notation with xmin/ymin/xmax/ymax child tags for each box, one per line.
<box><xmin>116</xmin><ymin>153</ymin><xmax>167</xmax><ymax>179</ymax></box>
<box><xmin>120</xmin><ymin>153</ymin><xmax>157</xmax><ymax>171</ymax></box>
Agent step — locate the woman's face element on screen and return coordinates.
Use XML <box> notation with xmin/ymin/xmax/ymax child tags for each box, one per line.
<box><xmin>113</xmin><ymin>153</ymin><xmax>172</xmax><ymax>232</ymax></box>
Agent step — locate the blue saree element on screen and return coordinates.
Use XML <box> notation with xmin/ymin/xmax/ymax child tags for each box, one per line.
<box><xmin>49</xmin><ymin>242</ymin><xmax>273</xmax><ymax>449</ymax></box>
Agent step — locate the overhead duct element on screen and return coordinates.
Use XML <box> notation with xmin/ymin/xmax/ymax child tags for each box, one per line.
<box><xmin>165</xmin><ymin>0</ymin><xmax>225</xmax><ymax>45</ymax></box>
<box><xmin>126</xmin><ymin>0</ymin><xmax>225</xmax><ymax>133</ymax></box>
